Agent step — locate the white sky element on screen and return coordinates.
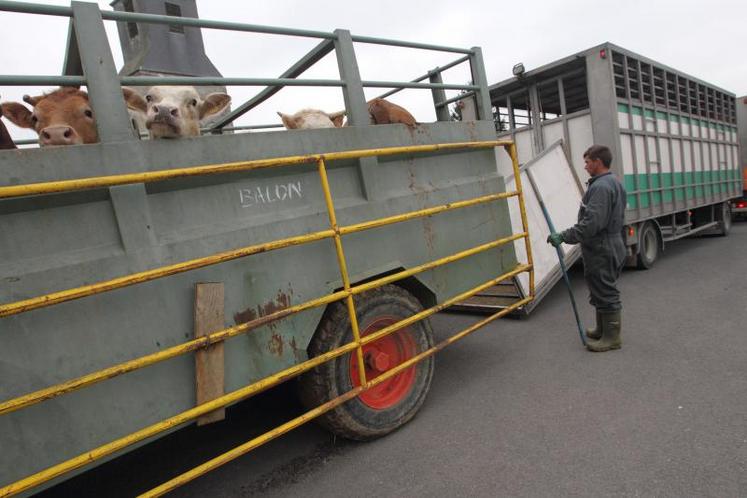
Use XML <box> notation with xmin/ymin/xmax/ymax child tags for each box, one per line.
<box><xmin>1</xmin><ymin>0</ymin><xmax>746</xmax><ymax>142</ymax></box>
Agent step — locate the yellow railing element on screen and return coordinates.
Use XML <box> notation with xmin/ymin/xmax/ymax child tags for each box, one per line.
<box><xmin>0</xmin><ymin>140</ymin><xmax>534</xmax><ymax>497</ymax></box>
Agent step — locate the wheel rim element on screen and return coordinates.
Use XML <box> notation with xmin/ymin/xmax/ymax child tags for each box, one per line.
<box><xmin>349</xmin><ymin>316</ymin><xmax>418</xmax><ymax>410</ymax></box>
<box><xmin>643</xmin><ymin>228</ymin><xmax>657</xmax><ymax>262</ymax></box>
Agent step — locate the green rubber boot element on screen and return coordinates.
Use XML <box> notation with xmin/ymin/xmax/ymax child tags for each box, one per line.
<box><xmin>586</xmin><ymin>310</ymin><xmax>621</xmax><ymax>352</ymax></box>
<box><xmin>585</xmin><ymin>309</ymin><xmax>602</xmax><ymax>340</ymax></box>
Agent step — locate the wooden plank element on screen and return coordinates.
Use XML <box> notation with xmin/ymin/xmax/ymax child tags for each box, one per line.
<box><xmin>194</xmin><ymin>282</ymin><xmax>225</xmax><ymax>426</ymax></box>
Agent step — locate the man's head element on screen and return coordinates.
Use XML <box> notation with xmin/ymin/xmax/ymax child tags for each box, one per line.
<box><xmin>583</xmin><ymin>145</ymin><xmax>612</xmax><ymax>177</ymax></box>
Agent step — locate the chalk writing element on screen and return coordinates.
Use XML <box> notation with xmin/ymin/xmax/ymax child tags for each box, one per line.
<box><xmin>239</xmin><ymin>181</ymin><xmax>303</xmax><ymax>208</ymax></box>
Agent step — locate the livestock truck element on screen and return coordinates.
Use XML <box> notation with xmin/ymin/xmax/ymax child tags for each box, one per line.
<box><xmin>732</xmin><ymin>96</ymin><xmax>747</xmax><ymax>219</ymax></box>
<box><xmin>0</xmin><ymin>1</ymin><xmax>533</xmax><ymax>496</ymax></box>
<box><xmin>489</xmin><ymin>43</ymin><xmax>741</xmax><ymax>270</ymax></box>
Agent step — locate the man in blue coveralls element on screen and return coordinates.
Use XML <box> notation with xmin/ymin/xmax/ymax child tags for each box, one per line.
<box><xmin>547</xmin><ymin>145</ymin><xmax>627</xmax><ymax>352</ymax></box>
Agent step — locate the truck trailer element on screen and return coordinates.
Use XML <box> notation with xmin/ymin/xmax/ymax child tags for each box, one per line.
<box><xmin>491</xmin><ymin>43</ymin><xmax>741</xmax><ymax>269</ymax></box>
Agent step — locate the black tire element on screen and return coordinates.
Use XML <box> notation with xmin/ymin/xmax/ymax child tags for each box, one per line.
<box><xmin>716</xmin><ymin>202</ymin><xmax>732</xmax><ymax>236</ymax></box>
<box><xmin>636</xmin><ymin>222</ymin><xmax>660</xmax><ymax>270</ymax></box>
<box><xmin>298</xmin><ymin>284</ymin><xmax>435</xmax><ymax>441</ymax></box>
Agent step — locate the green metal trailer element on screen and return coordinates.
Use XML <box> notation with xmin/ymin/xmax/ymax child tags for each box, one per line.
<box><xmin>490</xmin><ymin>43</ymin><xmax>741</xmax><ymax>269</ymax></box>
<box><xmin>0</xmin><ymin>1</ymin><xmax>533</xmax><ymax>495</ymax></box>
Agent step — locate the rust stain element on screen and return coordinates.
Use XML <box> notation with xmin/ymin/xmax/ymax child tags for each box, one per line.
<box><xmin>268</xmin><ymin>333</ymin><xmax>284</xmax><ymax>356</ymax></box>
<box><xmin>234</xmin><ymin>289</ymin><xmax>293</xmax><ymax>357</ymax></box>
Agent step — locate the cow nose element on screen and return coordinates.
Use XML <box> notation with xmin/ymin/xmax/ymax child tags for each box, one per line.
<box><xmin>40</xmin><ymin>126</ymin><xmax>77</xmax><ymax>146</ymax></box>
<box><xmin>152</xmin><ymin>105</ymin><xmax>178</xmax><ymax>120</ymax></box>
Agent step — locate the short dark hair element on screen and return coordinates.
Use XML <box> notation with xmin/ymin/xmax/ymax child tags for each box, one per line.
<box><xmin>583</xmin><ymin>145</ymin><xmax>612</xmax><ymax>168</ymax></box>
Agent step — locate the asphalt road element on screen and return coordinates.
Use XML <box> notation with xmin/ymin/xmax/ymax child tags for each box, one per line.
<box><xmin>43</xmin><ymin>222</ymin><xmax>747</xmax><ymax>498</ymax></box>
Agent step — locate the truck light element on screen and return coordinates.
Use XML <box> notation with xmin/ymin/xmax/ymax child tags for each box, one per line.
<box><xmin>600</xmin><ymin>49</ymin><xmax>607</xmax><ymax>59</ymax></box>
<box><xmin>628</xmin><ymin>226</ymin><xmax>634</xmax><ymax>237</ymax></box>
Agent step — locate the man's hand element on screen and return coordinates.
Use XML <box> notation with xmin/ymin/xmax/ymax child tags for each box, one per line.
<box><xmin>546</xmin><ymin>233</ymin><xmax>564</xmax><ymax>248</ymax></box>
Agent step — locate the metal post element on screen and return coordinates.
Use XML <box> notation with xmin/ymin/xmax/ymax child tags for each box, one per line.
<box><xmin>429</xmin><ymin>70</ymin><xmax>450</xmax><ymax>122</ymax></box>
<box><xmin>70</xmin><ymin>1</ymin><xmax>134</xmax><ymax>143</ymax></box>
<box><xmin>334</xmin><ymin>28</ymin><xmax>380</xmax><ymax>200</ymax></box>
<box><xmin>469</xmin><ymin>47</ymin><xmax>492</xmax><ymax>121</ymax></box>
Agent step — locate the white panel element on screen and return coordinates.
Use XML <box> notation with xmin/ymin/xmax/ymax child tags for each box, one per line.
<box><xmin>515</xmin><ymin>128</ymin><xmax>534</xmax><ymax>164</ymax></box>
<box><xmin>683</xmin><ymin>141</ymin><xmax>693</xmax><ymax>173</ymax></box>
<box><xmin>670</xmin><ymin>119</ymin><xmax>680</xmax><ymax>136</ymax></box>
<box><xmin>567</xmin><ymin>115</ymin><xmax>593</xmax><ymax>187</ymax></box>
<box><xmin>634</xmin><ymin>136</ymin><xmax>646</xmax><ymax>173</ymax></box>
<box><xmin>506</xmin><ymin>143</ymin><xmax>583</xmax><ymax>294</ymax></box>
<box><xmin>657</xmin><ymin>118</ymin><xmax>668</xmax><ymax>133</ymax></box>
<box><xmin>541</xmin><ymin>121</ymin><xmax>564</xmax><ymax>148</ymax></box>
<box><xmin>711</xmin><ymin>144</ymin><xmax>718</xmax><ymax>171</ymax></box>
<box><xmin>645</xmin><ymin>115</ymin><xmax>656</xmax><ymax>132</ymax></box>
<box><xmin>659</xmin><ymin>138</ymin><xmax>671</xmax><ymax>173</ymax></box>
<box><xmin>681</xmin><ymin>121</ymin><xmax>690</xmax><ymax>137</ymax></box>
<box><xmin>618</xmin><ymin>112</ymin><xmax>630</xmax><ymax>130</ymax></box>
<box><xmin>632</xmin><ymin>113</ymin><xmax>643</xmax><ymax>131</ymax></box>
<box><xmin>620</xmin><ymin>134</ymin><xmax>635</xmax><ymax>176</ymax></box>
<box><xmin>646</xmin><ymin>136</ymin><xmax>659</xmax><ymax>174</ymax></box>
<box><xmin>672</xmin><ymin>139</ymin><xmax>682</xmax><ymax>175</ymax></box>
<box><xmin>700</xmin><ymin>124</ymin><xmax>709</xmax><ymax>139</ymax></box>
<box><xmin>696</xmin><ymin>142</ymin><xmax>707</xmax><ymax>172</ymax></box>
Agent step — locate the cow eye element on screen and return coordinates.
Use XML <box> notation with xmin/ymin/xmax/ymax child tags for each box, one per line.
<box><xmin>30</xmin><ymin>115</ymin><xmax>38</xmax><ymax>125</ymax></box>
<box><xmin>190</xmin><ymin>99</ymin><xmax>197</xmax><ymax>107</ymax></box>
<box><xmin>84</xmin><ymin>109</ymin><xmax>93</xmax><ymax>119</ymax></box>
<box><xmin>145</xmin><ymin>95</ymin><xmax>153</xmax><ymax>103</ymax></box>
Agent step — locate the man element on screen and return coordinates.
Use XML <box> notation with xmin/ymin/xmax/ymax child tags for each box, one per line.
<box><xmin>547</xmin><ymin>145</ymin><xmax>627</xmax><ymax>352</ymax></box>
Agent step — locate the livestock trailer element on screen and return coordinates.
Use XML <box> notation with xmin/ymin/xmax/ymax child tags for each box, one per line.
<box><xmin>732</xmin><ymin>96</ymin><xmax>747</xmax><ymax>219</ymax></box>
<box><xmin>0</xmin><ymin>1</ymin><xmax>533</xmax><ymax>496</ymax></box>
<box><xmin>491</xmin><ymin>43</ymin><xmax>741</xmax><ymax>270</ymax></box>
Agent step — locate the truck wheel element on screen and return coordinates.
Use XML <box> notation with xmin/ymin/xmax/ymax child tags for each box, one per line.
<box><xmin>636</xmin><ymin>222</ymin><xmax>660</xmax><ymax>269</ymax></box>
<box><xmin>715</xmin><ymin>202</ymin><xmax>732</xmax><ymax>236</ymax></box>
<box><xmin>298</xmin><ymin>284</ymin><xmax>434</xmax><ymax>441</ymax></box>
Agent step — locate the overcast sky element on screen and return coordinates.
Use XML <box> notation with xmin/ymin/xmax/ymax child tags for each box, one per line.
<box><xmin>1</xmin><ymin>0</ymin><xmax>746</xmax><ymax>142</ymax></box>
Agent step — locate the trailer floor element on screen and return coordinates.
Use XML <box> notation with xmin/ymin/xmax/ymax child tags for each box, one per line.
<box><xmin>41</xmin><ymin>223</ymin><xmax>747</xmax><ymax>498</ymax></box>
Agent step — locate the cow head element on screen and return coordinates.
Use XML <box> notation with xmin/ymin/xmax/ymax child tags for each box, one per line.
<box><xmin>277</xmin><ymin>109</ymin><xmax>346</xmax><ymax>130</ymax></box>
<box><xmin>1</xmin><ymin>87</ymin><xmax>98</xmax><ymax>146</ymax></box>
<box><xmin>123</xmin><ymin>86</ymin><xmax>231</xmax><ymax>139</ymax></box>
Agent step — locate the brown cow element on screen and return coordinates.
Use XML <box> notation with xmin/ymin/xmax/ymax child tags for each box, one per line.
<box><xmin>0</xmin><ymin>96</ymin><xmax>17</xmax><ymax>149</ymax></box>
<box><xmin>1</xmin><ymin>87</ymin><xmax>98</xmax><ymax>146</ymax></box>
<box><xmin>367</xmin><ymin>98</ymin><xmax>417</xmax><ymax>127</ymax></box>
<box><xmin>277</xmin><ymin>109</ymin><xmax>346</xmax><ymax>130</ymax></box>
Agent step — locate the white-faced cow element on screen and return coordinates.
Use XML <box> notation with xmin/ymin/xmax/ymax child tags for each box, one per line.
<box><xmin>1</xmin><ymin>87</ymin><xmax>99</xmax><ymax>146</ymax></box>
<box><xmin>277</xmin><ymin>109</ymin><xmax>346</xmax><ymax>130</ymax></box>
<box><xmin>123</xmin><ymin>86</ymin><xmax>231</xmax><ymax>139</ymax></box>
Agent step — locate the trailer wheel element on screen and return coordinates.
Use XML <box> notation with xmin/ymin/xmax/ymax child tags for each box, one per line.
<box><xmin>715</xmin><ymin>202</ymin><xmax>732</xmax><ymax>236</ymax></box>
<box><xmin>298</xmin><ymin>285</ymin><xmax>434</xmax><ymax>441</ymax></box>
<box><xmin>636</xmin><ymin>222</ymin><xmax>660</xmax><ymax>269</ymax></box>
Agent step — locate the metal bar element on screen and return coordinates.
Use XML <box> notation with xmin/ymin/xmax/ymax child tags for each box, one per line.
<box><xmin>317</xmin><ymin>157</ymin><xmax>367</xmax><ymax>385</ymax></box>
<box><xmin>376</xmin><ymin>54</ymin><xmax>471</xmax><ymax>100</ymax></box>
<box><xmin>0</xmin><ymin>229</ymin><xmax>526</xmax><ymax>417</ymax></box>
<box><xmin>210</xmin><ymin>39</ymin><xmax>336</xmax><ymax>130</ymax></box>
<box><xmin>350</xmin><ymin>34</ymin><xmax>472</xmax><ymax>54</ymax></box>
<box><xmin>429</xmin><ymin>71</ymin><xmax>450</xmax><ymax>122</ymax></box>
<box><xmin>0</xmin><ymin>229</ymin><xmax>334</xmax><ymax>318</ymax></box>
<box><xmin>141</xmin><ymin>294</ymin><xmax>534</xmax><ymax>498</ymax></box>
<box><xmin>436</xmin><ymin>91</ymin><xmax>476</xmax><ymax>109</ymax></box>
<box><xmin>0</xmin><ymin>141</ymin><xmax>509</xmax><ymax>199</ymax></box>
<box><xmin>362</xmin><ymin>80</ymin><xmax>478</xmax><ymax>91</ymax></box>
<box><xmin>0</xmin><ymin>75</ymin><xmax>86</xmax><ymax>86</ymax></box>
<box><xmin>0</xmin><ymin>0</ymin><xmax>72</xmax><ymax>16</ymax></box>
<box><xmin>507</xmin><ymin>143</ymin><xmax>535</xmax><ymax>296</ymax></box>
<box><xmin>0</xmin><ymin>264</ymin><xmax>531</xmax><ymax>498</ymax></box>
<box><xmin>119</xmin><ymin>76</ymin><xmax>344</xmax><ymax>87</ymax></box>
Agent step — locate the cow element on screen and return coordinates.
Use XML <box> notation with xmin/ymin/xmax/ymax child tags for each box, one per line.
<box><xmin>1</xmin><ymin>87</ymin><xmax>99</xmax><ymax>146</ymax></box>
<box><xmin>277</xmin><ymin>109</ymin><xmax>346</xmax><ymax>130</ymax></box>
<box><xmin>0</xmin><ymin>96</ymin><xmax>17</xmax><ymax>149</ymax></box>
<box><xmin>122</xmin><ymin>86</ymin><xmax>231</xmax><ymax>139</ymax></box>
<box><xmin>367</xmin><ymin>98</ymin><xmax>417</xmax><ymax>127</ymax></box>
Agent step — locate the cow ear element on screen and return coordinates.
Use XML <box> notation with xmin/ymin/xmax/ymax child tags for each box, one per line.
<box><xmin>277</xmin><ymin>111</ymin><xmax>297</xmax><ymax>130</ymax></box>
<box><xmin>1</xmin><ymin>102</ymin><xmax>35</xmax><ymax>129</ymax></box>
<box><xmin>329</xmin><ymin>110</ymin><xmax>346</xmax><ymax>128</ymax></box>
<box><xmin>122</xmin><ymin>87</ymin><xmax>147</xmax><ymax>113</ymax></box>
<box><xmin>22</xmin><ymin>94</ymin><xmax>42</xmax><ymax>107</ymax></box>
<box><xmin>199</xmin><ymin>93</ymin><xmax>231</xmax><ymax>120</ymax></box>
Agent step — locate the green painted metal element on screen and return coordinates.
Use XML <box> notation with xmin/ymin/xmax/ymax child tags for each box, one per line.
<box><xmin>0</xmin><ymin>1</ymin><xmax>510</xmax><ymax>491</ymax></box>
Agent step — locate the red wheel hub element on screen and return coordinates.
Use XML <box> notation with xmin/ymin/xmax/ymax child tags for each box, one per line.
<box><xmin>349</xmin><ymin>316</ymin><xmax>418</xmax><ymax>409</ymax></box>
